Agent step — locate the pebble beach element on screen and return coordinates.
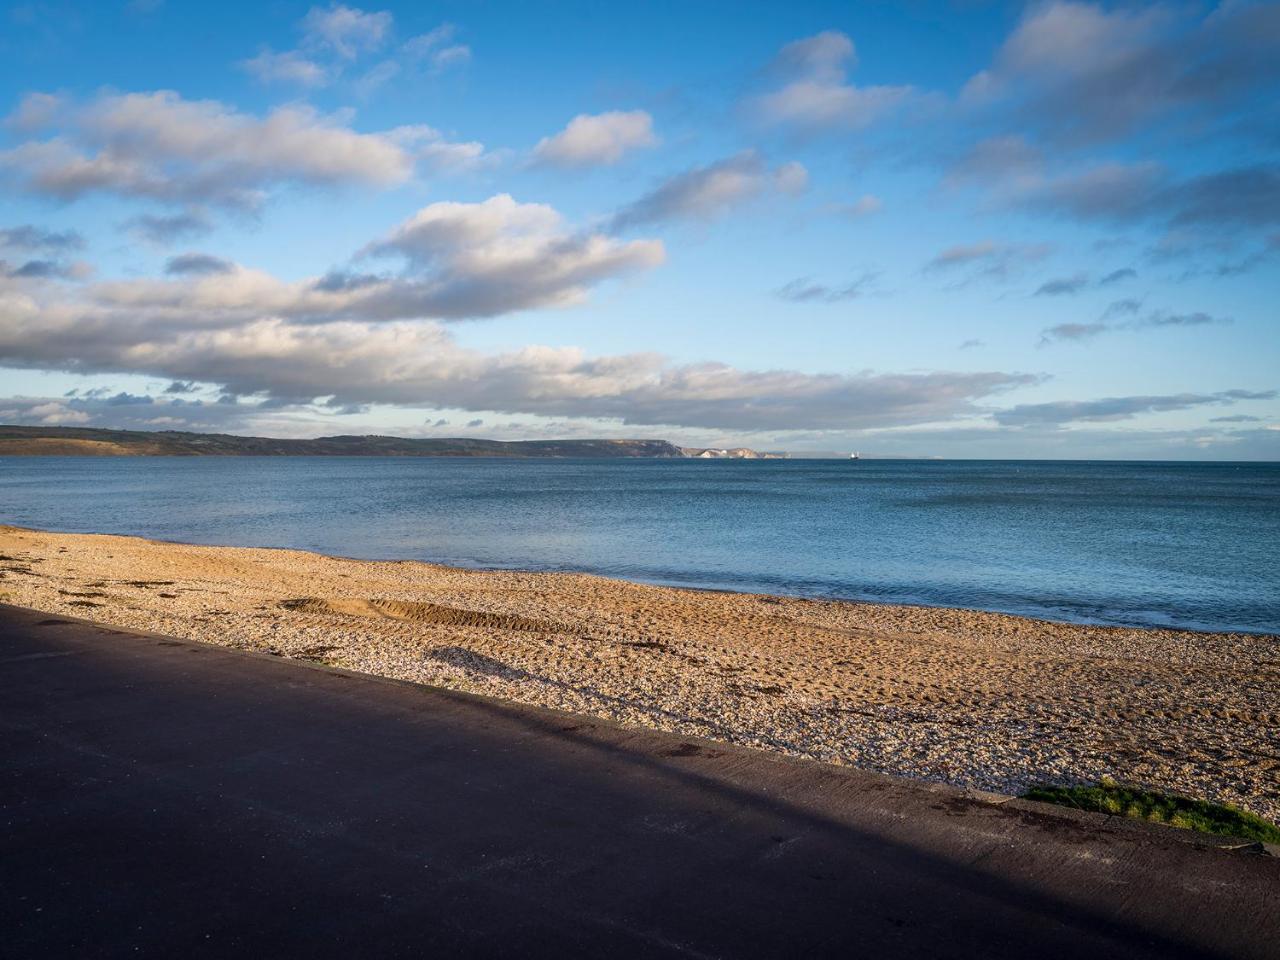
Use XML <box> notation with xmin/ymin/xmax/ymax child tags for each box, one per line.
<box><xmin>2</xmin><ymin>524</ymin><xmax>1276</xmax><ymax>820</ymax></box>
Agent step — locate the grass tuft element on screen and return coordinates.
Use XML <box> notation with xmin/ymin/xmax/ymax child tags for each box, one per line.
<box><xmin>1023</xmin><ymin>779</ymin><xmax>1280</xmax><ymax>845</ymax></box>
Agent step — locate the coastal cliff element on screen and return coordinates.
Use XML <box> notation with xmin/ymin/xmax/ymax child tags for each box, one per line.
<box><xmin>0</xmin><ymin>426</ymin><xmax>781</xmax><ymax>459</ymax></box>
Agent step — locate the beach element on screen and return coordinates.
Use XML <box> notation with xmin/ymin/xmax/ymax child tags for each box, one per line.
<box><xmin>2</xmin><ymin>523</ymin><xmax>1276</xmax><ymax>820</ymax></box>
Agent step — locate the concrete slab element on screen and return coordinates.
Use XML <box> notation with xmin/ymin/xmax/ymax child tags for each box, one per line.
<box><xmin>1</xmin><ymin>603</ymin><xmax>1275</xmax><ymax>959</ymax></box>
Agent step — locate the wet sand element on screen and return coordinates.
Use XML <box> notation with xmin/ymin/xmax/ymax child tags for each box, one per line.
<box><xmin>1</xmin><ymin>524</ymin><xmax>1276</xmax><ymax>819</ymax></box>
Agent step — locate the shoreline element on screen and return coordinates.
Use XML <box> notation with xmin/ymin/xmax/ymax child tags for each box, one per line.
<box><xmin>2</xmin><ymin>523</ymin><xmax>1276</xmax><ymax>820</ymax></box>
<box><xmin>2</xmin><ymin>522</ymin><xmax>1268</xmax><ymax>637</ymax></box>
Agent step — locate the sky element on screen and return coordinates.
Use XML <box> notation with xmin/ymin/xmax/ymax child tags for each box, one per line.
<box><xmin>0</xmin><ymin>0</ymin><xmax>1277</xmax><ymax>458</ymax></box>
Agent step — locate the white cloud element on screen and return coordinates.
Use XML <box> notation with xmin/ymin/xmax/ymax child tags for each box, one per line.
<box><xmin>611</xmin><ymin>151</ymin><xmax>807</xmax><ymax>231</ymax></box>
<box><xmin>240</xmin><ymin>48</ymin><xmax>328</xmax><ymax>87</ymax></box>
<box><xmin>405</xmin><ymin>127</ymin><xmax>489</xmax><ymax>173</ymax></box>
<box><xmin>948</xmin><ymin>141</ymin><xmax>1280</xmax><ymax>236</ymax></box>
<box><xmin>354</xmin><ymin>60</ymin><xmax>401</xmax><ymax>96</ymax></box>
<box><xmin>123</xmin><ymin>208</ymin><xmax>213</xmax><ymax>245</ymax></box>
<box><xmin>534</xmin><ymin>110</ymin><xmax>658</xmax><ymax>168</ymax></box>
<box><xmin>239</xmin><ymin>7</ymin><xmax>466</xmax><ymax>93</ymax></box>
<box><xmin>836</xmin><ymin>194</ymin><xmax>882</xmax><ymax>219</ymax></box>
<box><xmin>0</xmin><ymin>224</ymin><xmax>83</xmax><ymax>252</ymax></box>
<box><xmin>5</xmin><ymin>91</ymin><xmax>62</xmax><ymax>132</ymax></box>
<box><xmin>165</xmin><ymin>253</ymin><xmax>235</xmax><ymax>276</ymax></box>
<box><xmin>1000</xmin><ymin>161</ymin><xmax>1165</xmax><ymax>221</ymax></box>
<box><xmin>960</xmin><ymin>1</ymin><xmax>1280</xmax><ymax>143</ymax></box>
<box><xmin>5</xmin><ymin>194</ymin><xmax>662</xmax><ymax>328</ymax></box>
<box><xmin>402</xmin><ymin>24</ymin><xmax>471</xmax><ymax>74</ymax></box>
<box><xmin>995</xmin><ymin>390</ymin><xmax>1273</xmax><ymax>426</ymax></box>
<box><xmin>0</xmin><ymin>312</ymin><xmax>1035</xmax><ymax>431</ymax></box>
<box><xmin>0</xmin><ymin>204</ymin><xmax>1035</xmax><ymax>432</ymax></box>
<box><xmin>962</xmin><ymin>1</ymin><xmax>1164</xmax><ymax>105</ymax></box>
<box><xmin>301</xmin><ymin>3</ymin><xmax>392</xmax><ymax>60</ymax></box>
<box><xmin>402</xmin><ymin>24</ymin><xmax>456</xmax><ymax>56</ymax></box>
<box><xmin>769</xmin><ymin>31</ymin><xmax>856</xmax><ymax>81</ymax></box>
<box><xmin>755</xmin><ymin>81</ymin><xmax>912</xmax><ymax>132</ymax></box>
<box><xmin>776</xmin><ymin>272</ymin><xmax>878</xmax><ymax>304</ymax></box>
<box><xmin>1</xmin><ymin>258</ymin><xmax>91</xmax><ymax>281</ymax></box>
<box><xmin>428</xmin><ymin>44</ymin><xmax>471</xmax><ymax>73</ymax></box>
<box><xmin>360</xmin><ymin>194</ymin><xmax>666</xmax><ymax>316</ymax></box>
<box><xmin>923</xmin><ymin>240</ymin><xmax>1053</xmax><ymax>283</ymax></box>
<box><xmin>749</xmin><ymin>30</ymin><xmax>914</xmax><ymax>133</ymax></box>
<box><xmin>0</xmin><ymin>91</ymin><xmax>481</xmax><ymax>209</ymax></box>
<box><xmin>1039</xmin><ymin>309</ymin><xmax>1232</xmax><ymax>345</ymax></box>
<box><xmin>25</xmin><ymin>401</ymin><xmax>91</xmax><ymax>425</ymax></box>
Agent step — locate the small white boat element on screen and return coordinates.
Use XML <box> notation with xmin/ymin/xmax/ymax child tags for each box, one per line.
<box><xmin>850</xmin><ymin>451</ymin><xmax>860</xmax><ymax>460</ymax></box>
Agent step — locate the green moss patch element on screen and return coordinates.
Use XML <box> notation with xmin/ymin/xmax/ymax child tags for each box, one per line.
<box><xmin>1023</xmin><ymin>780</ymin><xmax>1280</xmax><ymax>845</ymax></box>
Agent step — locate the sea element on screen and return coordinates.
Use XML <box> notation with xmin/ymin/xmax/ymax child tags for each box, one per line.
<box><xmin>2</xmin><ymin>456</ymin><xmax>1277</xmax><ymax>634</ymax></box>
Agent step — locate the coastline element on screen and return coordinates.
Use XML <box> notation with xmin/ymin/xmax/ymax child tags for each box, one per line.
<box><xmin>2</xmin><ymin>523</ymin><xmax>1276</xmax><ymax>820</ymax></box>
<box><xmin>4</xmin><ymin>519</ymin><xmax>1268</xmax><ymax>637</ymax></box>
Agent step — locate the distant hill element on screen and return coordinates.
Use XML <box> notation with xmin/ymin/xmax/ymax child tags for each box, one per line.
<box><xmin>0</xmin><ymin>425</ymin><xmax>781</xmax><ymax>459</ymax></box>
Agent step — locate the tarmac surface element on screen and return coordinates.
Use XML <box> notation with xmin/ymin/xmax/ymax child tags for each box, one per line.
<box><xmin>2</xmin><ymin>603</ymin><xmax>1276</xmax><ymax>959</ymax></box>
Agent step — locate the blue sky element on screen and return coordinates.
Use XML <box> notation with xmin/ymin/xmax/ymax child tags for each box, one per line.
<box><xmin>0</xmin><ymin>0</ymin><xmax>1276</xmax><ymax>457</ymax></box>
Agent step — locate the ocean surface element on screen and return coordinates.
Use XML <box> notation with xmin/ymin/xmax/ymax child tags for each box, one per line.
<box><xmin>2</xmin><ymin>457</ymin><xmax>1277</xmax><ymax>634</ymax></box>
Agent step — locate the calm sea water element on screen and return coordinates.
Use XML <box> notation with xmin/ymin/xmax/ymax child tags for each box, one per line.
<box><xmin>2</xmin><ymin>457</ymin><xmax>1277</xmax><ymax>634</ymax></box>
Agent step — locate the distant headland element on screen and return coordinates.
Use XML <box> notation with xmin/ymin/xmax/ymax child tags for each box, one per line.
<box><xmin>0</xmin><ymin>425</ymin><xmax>784</xmax><ymax>459</ymax></box>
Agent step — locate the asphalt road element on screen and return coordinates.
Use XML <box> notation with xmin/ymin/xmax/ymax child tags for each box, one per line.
<box><xmin>2</xmin><ymin>603</ymin><xmax>1276</xmax><ymax>959</ymax></box>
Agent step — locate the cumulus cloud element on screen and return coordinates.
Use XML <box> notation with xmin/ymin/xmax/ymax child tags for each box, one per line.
<box><xmin>995</xmin><ymin>389</ymin><xmax>1275</xmax><ymax>426</ymax></box>
<box><xmin>996</xmin><ymin>160</ymin><xmax>1165</xmax><ymax>221</ymax></box>
<box><xmin>301</xmin><ymin>3</ymin><xmax>392</xmax><ymax>59</ymax></box>
<box><xmin>1170</xmin><ymin>165</ymin><xmax>1280</xmax><ymax>229</ymax></box>
<box><xmin>950</xmin><ymin>149</ymin><xmax>1279</xmax><ymax>237</ymax></box>
<box><xmin>748</xmin><ymin>30</ymin><xmax>914</xmax><ymax>133</ymax></box>
<box><xmin>358</xmin><ymin>193</ymin><xmax>665</xmax><ymax>317</ymax></box>
<box><xmin>0</xmin><ymin>224</ymin><xmax>83</xmax><ymax>252</ymax></box>
<box><xmin>123</xmin><ymin>208</ymin><xmax>214</xmax><ymax>244</ymax></box>
<box><xmin>534</xmin><ymin>110</ymin><xmax>657</xmax><ymax>168</ymax></box>
<box><xmin>165</xmin><ymin>253</ymin><xmax>235</xmax><ymax>276</ymax></box>
<box><xmin>923</xmin><ymin>240</ymin><xmax>1053</xmax><ymax>283</ymax></box>
<box><xmin>1</xmin><ymin>258</ymin><xmax>88</xmax><ymax>281</ymax></box>
<box><xmin>12</xmin><ymin>400</ymin><xmax>92</xmax><ymax>425</ymax></box>
<box><xmin>946</xmin><ymin>135</ymin><xmax>1044</xmax><ymax>185</ymax></box>
<box><xmin>240</xmin><ymin>49</ymin><xmax>328</xmax><ymax>87</ymax></box>
<box><xmin>0</xmin><ymin>90</ymin><xmax>461</xmax><ymax>209</ymax></box>
<box><xmin>610</xmin><ymin>151</ymin><xmax>806</xmax><ymax>231</ymax></box>
<box><xmin>768</xmin><ymin>30</ymin><xmax>855</xmax><ymax>79</ymax></box>
<box><xmin>0</xmin><ymin>390</ymin><xmax>283</xmax><ymax>433</ymax></box>
<box><xmin>5</xmin><ymin>91</ymin><xmax>63</xmax><ymax>132</ymax></box>
<box><xmin>0</xmin><ymin>225</ymin><xmax>1035</xmax><ymax>432</ymax></box>
<box><xmin>961</xmin><ymin>1</ymin><xmax>1280</xmax><ymax>144</ymax></box>
<box><xmin>0</xmin><ymin>310</ymin><xmax>1037</xmax><ymax>430</ymax></box>
<box><xmin>400</xmin><ymin>126</ymin><xmax>490</xmax><ymax>173</ymax></box>
<box><xmin>1</xmin><ymin>195</ymin><xmax>661</xmax><ymax>333</ymax></box>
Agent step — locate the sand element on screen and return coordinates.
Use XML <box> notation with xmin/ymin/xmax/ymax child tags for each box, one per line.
<box><xmin>2</xmin><ymin>524</ymin><xmax>1276</xmax><ymax>820</ymax></box>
